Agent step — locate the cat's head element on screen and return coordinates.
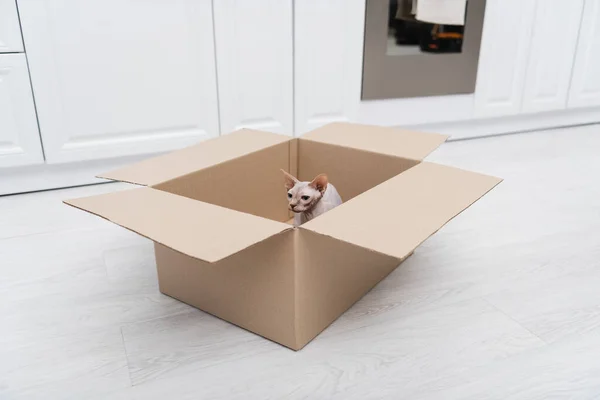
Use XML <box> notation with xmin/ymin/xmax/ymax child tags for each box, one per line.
<box><xmin>281</xmin><ymin>170</ymin><xmax>328</xmax><ymax>213</ymax></box>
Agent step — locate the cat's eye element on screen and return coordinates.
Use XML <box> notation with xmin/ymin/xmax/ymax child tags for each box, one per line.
<box><xmin>287</xmin><ymin>193</ymin><xmax>292</xmax><ymax>198</ymax></box>
<box><xmin>301</xmin><ymin>195</ymin><xmax>310</xmax><ymax>201</ymax></box>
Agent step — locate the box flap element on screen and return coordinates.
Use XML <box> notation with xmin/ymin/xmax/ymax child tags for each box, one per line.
<box><xmin>98</xmin><ymin>129</ymin><xmax>291</xmax><ymax>186</ymax></box>
<box><xmin>301</xmin><ymin>162</ymin><xmax>502</xmax><ymax>260</ymax></box>
<box><xmin>64</xmin><ymin>187</ymin><xmax>290</xmax><ymax>263</ymax></box>
<box><xmin>301</xmin><ymin>122</ymin><xmax>448</xmax><ymax>161</ymax></box>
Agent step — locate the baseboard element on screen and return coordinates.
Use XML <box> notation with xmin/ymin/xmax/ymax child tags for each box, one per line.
<box><xmin>2</xmin><ymin>107</ymin><xmax>599</xmax><ymax>196</ymax></box>
<box><xmin>405</xmin><ymin>107</ymin><xmax>600</xmax><ymax>140</ymax></box>
<box><xmin>0</xmin><ymin>154</ymin><xmax>152</xmax><ymax>196</ymax></box>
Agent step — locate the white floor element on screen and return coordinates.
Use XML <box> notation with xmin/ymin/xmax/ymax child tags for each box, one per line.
<box><xmin>2</xmin><ymin>125</ymin><xmax>600</xmax><ymax>399</ymax></box>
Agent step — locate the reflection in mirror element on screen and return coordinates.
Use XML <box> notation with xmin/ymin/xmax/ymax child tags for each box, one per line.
<box><xmin>362</xmin><ymin>0</ymin><xmax>485</xmax><ymax>100</ymax></box>
<box><xmin>387</xmin><ymin>0</ymin><xmax>466</xmax><ymax>56</ymax></box>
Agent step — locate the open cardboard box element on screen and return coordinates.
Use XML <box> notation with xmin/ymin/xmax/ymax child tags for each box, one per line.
<box><xmin>65</xmin><ymin>122</ymin><xmax>501</xmax><ymax>350</ymax></box>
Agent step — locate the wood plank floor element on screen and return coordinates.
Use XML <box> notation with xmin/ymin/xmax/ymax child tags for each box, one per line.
<box><xmin>2</xmin><ymin>125</ymin><xmax>600</xmax><ymax>399</ymax></box>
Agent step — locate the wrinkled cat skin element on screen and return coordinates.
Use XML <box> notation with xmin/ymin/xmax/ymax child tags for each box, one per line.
<box><xmin>281</xmin><ymin>170</ymin><xmax>343</xmax><ymax>226</ymax></box>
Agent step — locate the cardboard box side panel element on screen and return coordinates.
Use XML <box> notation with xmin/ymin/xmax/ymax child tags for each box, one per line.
<box><xmin>288</xmin><ymin>139</ymin><xmax>299</xmax><ymax>180</ymax></box>
<box><xmin>303</xmin><ymin>162</ymin><xmax>503</xmax><ymax>260</ymax></box>
<box><xmin>153</xmin><ymin>142</ymin><xmax>290</xmax><ymax>222</ymax></box>
<box><xmin>288</xmin><ymin>139</ymin><xmax>299</xmax><ymax>221</ymax></box>
<box><xmin>99</xmin><ymin>129</ymin><xmax>291</xmax><ymax>186</ymax></box>
<box><xmin>298</xmin><ymin>140</ymin><xmax>419</xmax><ymax>202</ymax></box>
<box><xmin>294</xmin><ymin>229</ymin><xmax>401</xmax><ymax>349</ymax></box>
<box><xmin>301</xmin><ymin>122</ymin><xmax>448</xmax><ymax>161</ymax></box>
<box><xmin>155</xmin><ymin>230</ymin><xmax>298</xmax><ymax>350</ymax></box>
<box><xmin>65</xmin><ymin>187</ymin><xmax>289</xmax><ymax>263</ymax></box>
<box><xmin>292</xmin><ymin>228</ymin><xmax>301</xmax><ymax>347</ymax></box>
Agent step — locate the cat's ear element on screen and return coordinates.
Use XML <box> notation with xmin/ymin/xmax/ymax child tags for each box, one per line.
<box><xmin>281</xmin><ymin>169</ymin><xmax>299</xmax><ymax>190</ymax></box>
<box><xmin>309</xmin><ymin>174</ymin><xmax>328</xmax><ymax>194</ymax></box>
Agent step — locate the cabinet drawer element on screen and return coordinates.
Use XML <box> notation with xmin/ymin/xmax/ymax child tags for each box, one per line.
<box><xmin>0</xmin><ymin>0</ymin><xmax>24</xmax><ymax>52</ymax></box>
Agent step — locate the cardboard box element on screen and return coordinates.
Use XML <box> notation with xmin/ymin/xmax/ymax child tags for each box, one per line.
<box><xmin>64</xmin><ymin>122</ymin><xmax>501</xmax><ymax>350</ymax></box>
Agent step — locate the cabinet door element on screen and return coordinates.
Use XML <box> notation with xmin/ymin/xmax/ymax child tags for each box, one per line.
<box><xmin>0</xmin><ymin>0</ymin><xmax>24</xmax><ymax>52</ymax></box>
<box><xmin>473</xmin><ymin>0</ymin><xmax>536</xmax><ymax>117</ymax></box>
<box><xmin>0</xmin><ymin>54</ymin><xmax>44</xmax><ymax>168</ymax></box>
<box><xmin>213</xmin><ymin>0</ymin><xmax>293</xmax><ymax>135</ymax></box>
<box><xmin>569</xmin><ymin>0</ymin><xmax>600</xmax><ymax>108</ymax></box>
<box><xmin>522</xmin><ymin>0</ymin><xmax>584</xmax><ymax>113</ymax></box>
<box><xmin>294</xmin><ymin>0</ymin><xmax>365</xmax><ymax>135</ymax></box>
<box><xmin>17</xmin><ymin>0</ymin><xmax>219</xmax><ymax>164</ymax></box>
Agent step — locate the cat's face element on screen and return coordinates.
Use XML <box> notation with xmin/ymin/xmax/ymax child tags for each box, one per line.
<box><xmin>281</xmin><ymin>170</ymin><xmax>328</xmax><ymax>213</ymax></box>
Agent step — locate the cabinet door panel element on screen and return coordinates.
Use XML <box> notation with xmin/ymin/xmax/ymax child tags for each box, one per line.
<box><xmin>569</xmin><ymin>0</ymin><xmax>600</xmax><ymax>108</ymax></box>
<box><xmin>294</xmin><ymin>0</ymin><xmax>365</xmax><ymax>135</ymax></box>
<box><xmin>0</xmin><ymin>54</ymin><xmax>43</xmax><ymax>168</ymax></box>
<box><xmin>18</xmin><ymin>0</ymin><xmax>219</xmax><ymax>163</ymax></box>
<box><xmin>474</xmin><ymin>0</ymin><xmax>536</xmax><ymax>117</ymax></box>
<box><xmin>213</xmin><ymin>0</ymin><xmax>293</xmax><ymax>135</ymax></box>
<box><xmin>0</xmin><ymin>0</ymin><xmax>24</xmax><ymax>52</ymax></box>
<box><xmin>522</xmin><ymin>0</ymin><xmax>584</xmax><ymax>113</ymax></box>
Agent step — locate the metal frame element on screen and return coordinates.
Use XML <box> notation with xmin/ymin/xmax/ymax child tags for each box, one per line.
<box><xmin>362</xmin><ymin>0</ymin><xmax>486</xmax><ymax>100</ymax></box>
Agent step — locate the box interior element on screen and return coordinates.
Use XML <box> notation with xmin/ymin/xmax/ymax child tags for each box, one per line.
<box><xmin>152</xmin><ymin>139</ymin><xmax>420</xmax><ymax>223</ymax></box>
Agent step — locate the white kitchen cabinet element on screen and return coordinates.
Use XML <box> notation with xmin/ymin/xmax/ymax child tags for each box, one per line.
<box><xmin>522</xmin><ymin>0</ymin><xmax>584</xmax><ymax>113</ymax></box>
<box><xmin>294</xmin><ymin>0</ymin><xmax>365</xmax><ymax>135</ymax></box>
<box><xmin>473</xmin><ymin>0</ymin><xmax>536</xmax><ymax>117</ymax></box>
<box><xmin>569</xmin><ymin>0</ymin><xmax>600</xmax><ymax>108</ymax></box>
<box><xmin>0</xmin><ymin>54</ymin><xmax>44</xmax><ymax>168</ymax></box>
<box><xmin>213</xmin><ymin>0</ymin><xmax>293</xmax><ymax>135</ymax></box>
<box><xmin>0</xmin><ymin>0</ymin><xmax>24</xmax><ymax>52</ymax></box>
<box><xmin>17</xmin><ymin>0</ymin><xmax>219</xmax><ymax>164</ymax></box>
